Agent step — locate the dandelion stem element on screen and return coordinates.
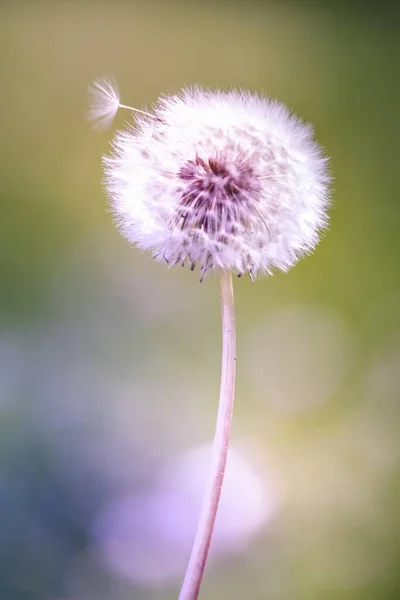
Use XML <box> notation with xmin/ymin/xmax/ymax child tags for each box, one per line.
<box><xmin>179</xmin><ymin>269</ymin><xmax>236</xmax><ymax>600</ymax></box>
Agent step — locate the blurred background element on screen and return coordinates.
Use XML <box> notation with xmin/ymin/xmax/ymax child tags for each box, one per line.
<box><xmin>0</xmin><ymin>1</ymin><xmax>399</xmax><ymax>599</ymax></box>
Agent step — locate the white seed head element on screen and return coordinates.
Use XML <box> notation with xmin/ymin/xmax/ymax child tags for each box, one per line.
<box><xmin>94</xmin><ymin>81</ymin><xmax>330</xmax><ymax>280</ymax></box>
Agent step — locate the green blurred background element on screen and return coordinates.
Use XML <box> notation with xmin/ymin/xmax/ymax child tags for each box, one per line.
<box><xmin>1</xmin><ymin>1</ymin><xmax>399</xmax><ymax>599</ymax></box>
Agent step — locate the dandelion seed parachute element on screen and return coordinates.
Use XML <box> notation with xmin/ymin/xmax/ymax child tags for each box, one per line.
<box><xmin>87</xmin><ymin>79</ymin><xmax>122</xmax><ymax>130</ymax></box>
<box><xmin>90</xmin><ymin>80</ymin><xmax>330</xmax><ymax>280</ymax></box>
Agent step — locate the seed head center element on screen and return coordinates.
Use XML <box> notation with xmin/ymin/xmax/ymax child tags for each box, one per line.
<box><xmin>178</xmin><ymin>155</ymin><xmax>247</xmax><ymax>197</ymax></box>
<box><xmin>174</xmin><ymin>154</ymin><xmax>259</xmax><ymax>236</ymax></box>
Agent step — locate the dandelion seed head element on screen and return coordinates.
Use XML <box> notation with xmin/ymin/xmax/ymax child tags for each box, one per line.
<box><xmin>98</xmin><ymin>84</ymin><xmax>330</xmax><ymax>279</ymax></box>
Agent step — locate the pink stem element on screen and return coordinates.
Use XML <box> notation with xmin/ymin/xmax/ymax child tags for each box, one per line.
<box><xmin>179</xmin><ymin>270</ymin><xmax>236</xmax><ymax>600</ymax></box>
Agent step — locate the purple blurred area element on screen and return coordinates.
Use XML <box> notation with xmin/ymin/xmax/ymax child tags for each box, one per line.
<box><xmin>93</xmin><ymin>445</ymin><xmax>276</xmax><ymax>586</ymax></box>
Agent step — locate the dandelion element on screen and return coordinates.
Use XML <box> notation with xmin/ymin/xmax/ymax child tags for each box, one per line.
<box><xmin>88</xmin><ymin>79</ymin><xmax>330</xmax><ymax>600</ymax></box>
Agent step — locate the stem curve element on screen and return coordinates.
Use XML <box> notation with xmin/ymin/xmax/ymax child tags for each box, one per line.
<box><xmin>179</xmin><ymin>270</ymin><xmax>236</xmax><ymax>600</ymax></box>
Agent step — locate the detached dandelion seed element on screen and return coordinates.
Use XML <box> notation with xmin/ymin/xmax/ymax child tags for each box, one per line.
<box><xmin>87</xmin><ymin>78</ymin><xmax>154</xmax><ymax>130</ymax></box>
<box><xmin>88</xmin><ymin>78</ymin><xmax>330</xmax><ymax>600</ymax></box>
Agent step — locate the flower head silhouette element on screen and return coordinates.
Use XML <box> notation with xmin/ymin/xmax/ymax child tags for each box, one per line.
<box><xmin>90</xmin><ymin>82</ymin><xmax>329</xmax><ymax>281</ymax></box>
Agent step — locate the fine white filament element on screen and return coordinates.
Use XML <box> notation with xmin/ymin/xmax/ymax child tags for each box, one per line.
<box><xmin>87</xmin><ymin>78</ymin><xmax>154</xmax><ymax>129</ymax></box>
<box><xmin>179</xmin><ymin>270</ymin><xmax>236</xmax><ymax>600</ymax></box>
